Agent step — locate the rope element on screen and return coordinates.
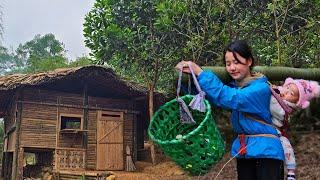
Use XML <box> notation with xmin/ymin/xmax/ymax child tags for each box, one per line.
<box><xmin>213</xmin><ymin>139</ymin><xmax>256</xmax><ymax>180</ymax></box>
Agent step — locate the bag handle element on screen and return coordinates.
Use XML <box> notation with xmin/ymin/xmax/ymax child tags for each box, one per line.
<box><xmin>176</xmin><ymin>67</ymin><xmax>196</xmax><ymax>124</ymax></box>
<box><xmin>177</xmin><ymin>64</ymin><xmax>206</xmax><ymax>113</ymax></box>
<box><xmin>188</xmin><ymin>64</ymin><xmax>203</xmax><ymax>94</ymax></box>
<box><xmin>176</xmin><ymin>64</ymin><xmax>204</xmax><ymax>97</ymax></box>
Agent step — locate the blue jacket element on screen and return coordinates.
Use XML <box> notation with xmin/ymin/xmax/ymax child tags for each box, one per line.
<box><xmin>198</xmin><ymin>70</ymin><xmax>284</xmax><ymax>160</ymax></box>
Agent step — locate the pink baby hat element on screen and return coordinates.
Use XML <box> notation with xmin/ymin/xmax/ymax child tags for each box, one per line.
<box><xmin>283</xmin><ymin>77</ymin><xmax>320</xmax><ymax>109</ymax></box>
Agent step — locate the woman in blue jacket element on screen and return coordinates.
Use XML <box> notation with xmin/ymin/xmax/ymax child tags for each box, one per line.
<box><xmin>176</xmin><ymin>40</ymin><xmax>284</xmax><ymax>180</ymax></box>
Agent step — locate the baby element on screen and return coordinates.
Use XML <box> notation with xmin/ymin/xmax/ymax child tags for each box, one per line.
<box><xmin>270</xmin><ymin>78</ymin><xmax>320</xmax><ymax>180</ymax></box>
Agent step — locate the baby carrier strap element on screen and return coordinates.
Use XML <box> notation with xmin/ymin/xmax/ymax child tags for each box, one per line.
<box><xmin>269</xmin><ymin>84</ymin><xmax>294</xmax><ymax>138</ymax></box>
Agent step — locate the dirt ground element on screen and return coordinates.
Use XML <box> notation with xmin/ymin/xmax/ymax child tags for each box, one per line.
<box><xmin>114</xmin><ymin>131</ymin><xmax>320</xmax><ymax>180</ymax></box>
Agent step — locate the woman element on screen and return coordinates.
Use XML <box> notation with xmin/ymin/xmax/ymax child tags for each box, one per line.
<box><xmin>176</xmin><ymin>40</ymin><xmax>284</xmax><ymax>180</ymax></box>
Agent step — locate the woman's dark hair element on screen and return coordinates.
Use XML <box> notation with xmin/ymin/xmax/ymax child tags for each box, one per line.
<box><xmin>223</xmin><ymin>40</ymin><xmax>255</xmax><ymax>69</ymax></box>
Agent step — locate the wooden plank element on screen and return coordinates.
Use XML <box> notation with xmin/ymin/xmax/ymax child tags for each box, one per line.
<box><xmin>55</xmin><ymin>147</ymin><xmax>85</xmax><ymax>151</ymax></box>
<box><xmin>96</xmin><ymin>111</ymin><xmax>124</xmax><ymax>170</ymax></box>
<box><xmin>59</xmin><ymin>108</ymin><xmax>83</xmax><ymax>116</ymax></box>
<box><xmin>12</xmin><ymin>91</ymin><xmax>22</xmax><ymax>180</ymax></box>
<box><xmin>17</xmin><ymin>147</ymin><xmax>24</xmax><ymax>179</ymax></box>
<box><xmin>55</xmin><ymin>97</ymin><xmax>61</xmax><ymax>171</ymax></box>
<box><xmin>58</xmin><ymin>134</ymin><xmax>83</xmax><ymax>149</ymax></box>
<box><xmin>7</xmin><ymin>131</ymin><xmax>16</xmax><ymax>151</ymax></box>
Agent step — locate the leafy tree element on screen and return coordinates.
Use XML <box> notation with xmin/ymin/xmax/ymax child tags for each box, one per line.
<box><xmin>0</xmin><ymin>46</ymin><xmax>24</xmax><ymax>74</ymax></box>
<box><xmin>16</xmin><ymin>33</ymin><xmax>65</xmax><ymax>61</ymax></box>
<box><xmin>84</xmin><ymin>0</ymin><xmax>196</xmax><ymax>164</ymax></box>
<box><xmin>24</xmin><ymin>55</ymin><xmax>68</xmax><ymax>73</ymax></box>
<box><xmin>84</xmin><ymin>0</ymin><xmax>234</xmax><ymax>120</ymax></box>
<box><xmin>10</xmin><ymin>33</ymin><xmax>69</xmax><ymax>73</ymax></box>
<box><xmin>84</xmin><ymin>0</ymin><xmax>181</xmax><ymax>121</ymax></box>
<box><xmin>229</xmin><ymin>0</ymin><xmax>320</xmax><ymax>67</ymax></box>
<box><xmin>1</xmin><ymin>37</ymin><xmax>93</xmax><ymax>74</ymax></box>
<box><xmin>68</xmin><ymin>56</ymin><xmax>93</xmax><ymax>67</ymax></box>
<box><xmin>155</xmin><ymin>0</ymin><xmax>228</xmax><ymax>65</ymax></box>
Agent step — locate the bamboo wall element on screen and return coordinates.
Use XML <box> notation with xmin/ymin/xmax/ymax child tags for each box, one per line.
<box><xmin>20</xmin><ymin>103</ymin><xmax>57</xmax><ymax>148</ymax></box>
<box><xmin>88</xmin><ymin>96</ymin><xmax>132</xmax><ymax>110</ymax></box>
<box><xmin>86</xmin><ymin>110</ymin><xmax>97</xmax><ymax>170</ymax></box>
<box><xmin>124</xmin><ymin>113</ymin><xmax>137</xmax><ymax>161</ymax></box>
<box><xmin>3</xmin><ymin>98</ymin><xmax>17</xmax><ymax>152</ymax></box>
<box><xmin>12</xmin><ymin>87</ymin><xmax>140</xmax><ymax>170</ymax></box>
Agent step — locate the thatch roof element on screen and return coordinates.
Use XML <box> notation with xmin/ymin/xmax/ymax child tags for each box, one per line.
<box><xmin>0</xmin><ymin>65</ymin><xmax>149</xmax><ymax>98</ymax></box>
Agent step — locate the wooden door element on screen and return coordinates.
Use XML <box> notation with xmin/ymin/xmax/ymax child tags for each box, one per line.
<box><xmin>96</xmin><ymin>111</ymin><xmax>124</xmax><ymax>170</ymax></box>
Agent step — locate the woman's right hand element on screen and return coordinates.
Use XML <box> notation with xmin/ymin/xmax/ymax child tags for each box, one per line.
<box><xmin>175</xmin><ymin>61</ymin><xmax>203</xmax><ymax>76</ymax></box>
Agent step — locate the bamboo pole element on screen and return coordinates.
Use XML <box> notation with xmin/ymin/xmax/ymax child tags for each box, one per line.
<box><xmin>201</xmin><ymin>66</ymin><xmax>320</xmax><ymax>82</ymax></box>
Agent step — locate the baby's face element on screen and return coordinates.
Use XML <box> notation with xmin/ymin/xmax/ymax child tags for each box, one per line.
<box><xmin>280</xmin><ymin>83</ymin><xmax>299</xmax><ymax>103</ymax></box>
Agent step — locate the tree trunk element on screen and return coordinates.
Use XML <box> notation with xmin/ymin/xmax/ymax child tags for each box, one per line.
<box><xmin>148</xmin><ymin>85</ymin><xmax>157</xmax><ymax>164</ymax></box>
<box><xmin>148</xmin><ymin>86</ymin><xmax>154</xmax><ymax>119</ymax></box>
<box><xmin>272</xmin><ymin>0</ymin><xmax>282</xmax><ymax>65</ymax></box>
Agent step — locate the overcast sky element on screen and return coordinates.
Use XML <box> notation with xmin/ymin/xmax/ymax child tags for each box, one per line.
<box><xmin>2</xmin><ymin>0</ymin><xmax>95</xmax><ymax>59</ymax></box>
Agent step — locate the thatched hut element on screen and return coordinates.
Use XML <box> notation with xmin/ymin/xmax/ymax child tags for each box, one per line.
<box><xmin>0</xmin><ymin>66</ymin><xmax>163</xmax><ymax>179</ymax></box>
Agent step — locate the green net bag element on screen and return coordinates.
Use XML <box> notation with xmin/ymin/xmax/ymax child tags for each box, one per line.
<box><xmin>148</xmin><ymin>95</ymin><xmax>225</xmax><ymax>175</ymax></box>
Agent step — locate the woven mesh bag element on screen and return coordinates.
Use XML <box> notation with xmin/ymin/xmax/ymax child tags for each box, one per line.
<box><xmin>148</xmin><ymin>95</ymin><xmax>225</xmax><ymax>175</ymax></box>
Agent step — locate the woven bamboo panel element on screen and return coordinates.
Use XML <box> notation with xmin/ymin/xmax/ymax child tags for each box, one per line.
<box><xmin>23</xmin><ymin>88</ymin><xmax>83</xmax><ymax>106</ymax></box>
<box><xmin>22</xmin><ymin>104</ymin><xmax>57</xmax><ymax>120</ymax></box>
<box><xmin>23</xmin><ymin>88</ymin><xmax>57</xmax><ymax>103</ymax></box>
<box><xmin>86</xmin><ymin>110</ymin><xmax>97</xmax><ymax>169</ymax></box>
<box><xmin>88</xmin><ymin>96</ymin><xmax>130</xmax><ymax>109</ymax></box>
<box><xmin>20</xmin><ymin>118</ymin><xmax>56</xmax><ymax>148</ymax></box>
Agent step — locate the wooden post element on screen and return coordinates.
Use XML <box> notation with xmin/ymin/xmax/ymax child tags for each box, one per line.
<box><xmin>55</xmin><ymin>97</ymin><xmax>61</xmax><ymax>171</ymax></box>
<box><xmin>82</xmin><ymin>82</ymin><xmax>88</xmax><ymax>169</ymax></box>
<box><xmin>133</xmin><ymin>112</ymin><xmax>137</xmax><ymax>161</ymax></box>
<box><xmin>17</xmin><ymin>148</ymin><xmax>24</xmax><ymax>179</ymax></box>
<box><xmin>12</xmin><ymin>89</ymin><xmax>23</xmax><ymax>180</ymax></box>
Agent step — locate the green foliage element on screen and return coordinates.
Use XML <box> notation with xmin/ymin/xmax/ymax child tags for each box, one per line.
<box><xmin>84</xmin><ymin>0</ymin><xmax>181</xmax><ymax>92</ymax></box>
<box><xmin>84</xmin><ymin>0</ymin><xmax>232</xmax><ymax>93</ymax></box>
<box><xmin>0</xmin><ymin>46</ymin><xmax>24</xmax><ymax>74</ymax></box>
<box><xmin>0</xmin><ymin>33</ymin><xmax>96</xmax><ymax>74</ymax></box>
<box><xmin>24</xmin><ymin>55</ymin><xmax>68</xmax><ymax>73</ymax></box>
<box><xmin>251</xmin><ymin>0</ymin><xmax>320</xmax><ymax>67</ymax></box>
<box><xmin>16</xmin><ymin>33</ymin><xmax>65</xmax><ymax>60</ymax></box>
<box><xmin>68</xmin><ymin>56</ymin><xmax>93</xmax><ymax>67</ymax></box>
<box><xmin>84</xmin><ymin>0</ymin><xmax>320</xmax><ymax>95</ymax></box>
<box><xmin>9</xmin><ymin>33</ymin><xmax>68</xmax><ymax>73</ymax></box>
